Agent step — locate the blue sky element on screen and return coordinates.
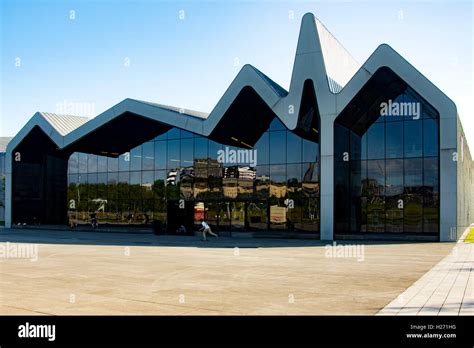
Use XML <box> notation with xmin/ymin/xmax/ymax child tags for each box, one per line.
<box><xmin>1</xmin><ymin>0</ymin><xmax>472</xmax><ymax>147</ymax></box>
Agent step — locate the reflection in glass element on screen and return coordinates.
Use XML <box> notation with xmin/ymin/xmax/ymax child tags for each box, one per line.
<box><xmin>254</xmin><ymin>132</ymin><xmax>269</xmax><ymax>165</ymax></box>
<box><xmin>423</xmin><ymin>118</ymin><xmax>438</xmax><ymax>157</ymax></box>
<box><xmin>367</xmin><ymin>123</ymin><xmax>385</xmax><ymax>159</ymax></box>
<box><xmin>154</xmin><ymin>141</ymin><xmax>167</xmax><ymax>169</ymax></box>
<box><xmin>130</xmin><ymin>146</ymin><xmax>142</xmax><ymax>171</ymax></box>
<box><xmin>270</xmin><ymin>131</ymin><xmax>286</xmax><ymax>164</ymax></box>
<box><xmin>385</xmin><ymin>121</ymin><xmax>403</xmax><ymax>158</ymax></box>
<box><xmin>66</xmin><ymin>123</ymin><xmax>320</xmax><ymax>235</ymax></box>
<box><xmin>142</xmin><ymin>142</ymin><xmax>154</xmax><ymax>170</ymax></box>
<box><xmin>404</xmin><ymin>121</ymin><xmax>422</xmax><ymax>158</ymax></box>
<box><xmin>287</xmin><ymin>132</ymin><xmax>302</xmax><ymax>163</ymax></box>
<box><xmin>167</xmin><ymin>140</ymin><xmax>180</xmax><ymax>169</ymax></box>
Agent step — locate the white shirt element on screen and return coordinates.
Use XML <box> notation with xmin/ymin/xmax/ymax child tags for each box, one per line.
<box><xmin>201</xmin><ymin>221</ymin><xmax>209</xmax><ymax>229</ymax></box>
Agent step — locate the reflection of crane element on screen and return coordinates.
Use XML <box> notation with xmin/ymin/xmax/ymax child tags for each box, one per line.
<box><xmin>91</xmin><ymin>198</ymin><xmax>108</xmax><ymax>212</ymax></box>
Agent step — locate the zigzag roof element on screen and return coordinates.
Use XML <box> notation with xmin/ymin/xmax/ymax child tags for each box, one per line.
<box><xmin>6</xmin><ymin>12</ymin><xmax>457</xmax><ymax>156</ymax></box>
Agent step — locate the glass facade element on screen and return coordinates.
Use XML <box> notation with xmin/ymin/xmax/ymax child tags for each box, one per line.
<box><xmin>67</xmin><ymin>118</ymin><xmax>320</xmax><ymax>234</ymax></box>
<box><xmin>334</xmin><ymin>85</ymin><xmax>439</xmax><ymax>237</ymax></box>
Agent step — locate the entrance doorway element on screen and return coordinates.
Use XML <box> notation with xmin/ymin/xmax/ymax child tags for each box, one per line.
<box><xmin>166</xmin><ymin>200</ymin><xmax>193</xmax><ymax>234</ymax></box>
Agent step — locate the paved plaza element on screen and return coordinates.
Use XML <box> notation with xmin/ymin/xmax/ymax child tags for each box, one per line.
<box><xmin>0</xmin><ymin>228</ymin><xmax>458</xmax><ymax>315</ymax></box>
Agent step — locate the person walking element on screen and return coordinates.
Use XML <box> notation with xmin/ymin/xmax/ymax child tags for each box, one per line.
<box><xmin>90</xmin><ymin>211</ymin><xmax>98</xmax><ymax>229</ymax></box>
<box><xmin>199</xmin><ymin>219</ymin><xmax>218</xmax><ymax>241</ymax></box>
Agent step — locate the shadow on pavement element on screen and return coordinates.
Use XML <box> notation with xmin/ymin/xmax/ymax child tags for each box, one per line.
<box><xmin>0</xmin><ymin>227</ymin><xmax>435</xmax><ymax>249</ymax></box>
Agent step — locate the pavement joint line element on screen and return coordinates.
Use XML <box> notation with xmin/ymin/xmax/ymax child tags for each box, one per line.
<box><xmin>2</xmin><ymin>305</ymin><xmax>55</xmax><ymax>316</ymax></box>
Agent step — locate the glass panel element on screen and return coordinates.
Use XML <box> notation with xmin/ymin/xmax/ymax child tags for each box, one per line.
<box><xmin>194</xmin><ymin>137</ymin><xmax>208</xmax><ymax>161</ymax></box>
<box><xmin>237</xmin><ymin>167</ymin><xmax>255</xmax><ymax>199</ymax></box>
<box><xmin>404</xmin><ymin>158</ymin><xmax>423</xmax><ymax>192</ymax></box>
<box><xmin>208</xmin><ymin>141</ymin><xmax>222</xmax><ymax>161</ymax></box>
<box><xmin>88</xmin><ymin>154</ymin><xmax>98</xmax><ymax>172</ymax></box>
<box><xmin>303</xmin><ymin>162</ymin><xmax>319</xmax><ymax>182</ymax></box>
<box><xmin>118</xmin><ymin>172</ymin><xmax>129</xmax><ymax>200</ymax></box>
<box><xmin>255</xmin><ymin>165</ymin><xmax>269</xmax><ymax>200</ymax></box>
<box><xmin>423</xmin><ymin>157</ymin><xmax>438</xmax><ymax>193</ymax></box>
<box><xmin>287</xmin><ymin>164</ymin><xmax>302</xmax><ymax>184</ymax></box>
<box><xmin>367</xmin><ymin>123</ymin><xmax>385</xmax><ymax>159</ymax></box>
<box><xmin>385</xmin><ymin>196</ymin><xmax>403</xmax><ymax>233</ymax></box>
<box><xmin>167</xmin><ymin>140</ymin><xmax>180</xmax><ymax>170</ymax></box>
<box><xmin>180</xmin><ymin>138</ymin><xmax>194</xmax><ymax>167</ymax></box>
<box><xmin>142</xmin><ymin>142</ymin><xmax>154</xmax><ymax>170</ymax></box>
<box><xmin>68</xmin><ymin>153</ymin><xmax>78</xmax><ymax>174</ymax></box>
<box><xmin>385</xmin><ymin>159</ymin><xmax>404</xmax><ymax>196</ymax></box>
<box><xmin>130</xmin><ymin>146</ymin><xmax>142</xmax><ymax>171</ymax></box>
<box><xmin>97</xmin><ymin>156</ymin><xmax>107</xmax><ymax>172</ymax></box>
<box><xmin>153</xmin><ymin>170</ymin><xmax>166</xmax><ymax>200</ymax></box>
<box><xmin>404</xmin><ymin>194</ymin><xmax>423</xmax><ymax>233</ymax></box>
<box><xmin>248</xmin><ymin>201</ymin><xmax>268</xmax><ymax>231</ymax></box>
<box><xmin>269</xmin><ymin>131</ymin><xmax>286</xmax><ymax>164</ymax></box>
<box><xmin>205</xmin><ymin>202</ymin><xmax>220</xmax><ymax>232</ymax></box>
<box><xmin>254</xmin><ymin>132</ymin><xmax>269</xmax><ymax>165</ymax></box>
<box><xmin>423</xmin><ymin>192</ymin><xmax>439</xmax><ymax>234</ymax></box>
<box><xmin>286</xmin><ymin>132</ymin><xmax>302</xmax><ymax>163</ymax></box>
<box><xmin>119</xmin><ymin>152</ymin><xmax>130</xmax><ymax>172</ymax></box>
<box><xmin>404</xmin><ymin>121</ymin><xmax>422</xmax><ymax>157</ymax></box>
<box><xmin>385</xmin><ymin>121</ymin><xmax>403</xmax><ymax>158</ymax></box>
<box><xmin>107</xmin><ymin>156</ymin><xmax>118</xmax><ymax>172</ymax></box>
<box><xmin>269</xmin><ymin>164</ymin><xmax>286</xmax><ymax>198</ymax></box>
<box><xmin>142</xmin><ymin>171</ymin><xmax>154</xmax><ymax>200</ymax></box>
<box><xmin>367</xmin><ymin>160</ymin><xmax>385</xmax><ymax>196</ymax></box>
<box><xmin>301</xmin><ymin>197</ymin><xmax>319</xmax><ymax>232</ymax></box>
<box><xmin>154</xmin><ymin>141</ymin><xmax>167</xmax><ymax>169</ymax></box>
<box><xmin>87</xmin><ymin>173</ymin><xmax>98</xmax><ymax>200</ymax></box>
<box><xmin>79</xmin><ymin>153</ymin><xmax>88</xmax><ymax>173</ymax></box>
<box><xmin>385</xmin><ymin>159</ymin><xmax>404</xmax><ymax>233</ymax></box>
<box><xmin>423</xmin><ymin>118</ymin><xmax>438</xmax><ymax>157</ymax></box>
<box><xmin>231</xmin><ymin>202</ymin><xmax>246</xmax><ymax>231</ymax></box>
<box><xmin>107</xmin><ymin>172</ymin><xmax>118</xmax><ymax>201</ymax></box>
<box><xmin>302</xmin><ymin>138</ymin><xmax>318</xmax><ymax>163</ymax></box>
<box><xmin>180</xmin><ymin>167</ymin><xmax>193</xmax><ymax>200</ymax></box>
